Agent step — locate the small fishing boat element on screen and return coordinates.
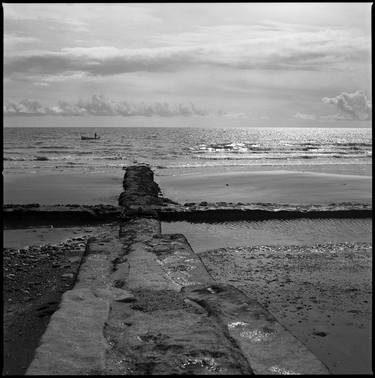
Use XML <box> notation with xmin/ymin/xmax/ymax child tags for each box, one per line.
<box><xmin>81</xmin><ymin>134</ymin><xmax>100</xmax><ymax>140</ymax></box>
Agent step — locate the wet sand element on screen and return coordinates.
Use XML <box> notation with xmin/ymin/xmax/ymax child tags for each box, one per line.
<box><xmin>200</xmin><ymin>243</ymin><xmax>372</xmax><ymax>374</ymax></box>
<box><xmin>3</xmin><ymin>164</ymin><xmax>372</xmax><ymax>207</ymax></box>
<box><xmin>3</xmin><ymin>172</ymin><xmax>122</xmax><ymax>205</ymax></box>
<box><xmin>3</xmin><ymin>165</ymin><xmax>372</xmax><ymax>374</ymax></box>
<box><xmin>157</xmin><ymin>169</ymin><xmax>372</xmax><ymax>204</ymax></box>
<box><xmin>4</xmin><ymin>226</ymin><xmax>99</xmax><ymax>249</ymax></box>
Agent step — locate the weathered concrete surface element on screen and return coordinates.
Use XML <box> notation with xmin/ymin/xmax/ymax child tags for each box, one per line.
<box><xmin>184</xmin><ymin>284</ymin><xmax>329</xmax><ymax>375</ymax></box>
<box><xmin>117</xmin><ymin>218</ymin><xmax>214</xmax><ymax>292</ymax></box>
<box><xmin>26</xmin><ymin>166</ymin><xmax>331</xmax><ymax>375</ymax></box>
<box><xmin>26</xmin><ymin>225</ymin><xmax>330</xmax><ymax>375</ymax></box>
<box><xmin>26</xmin><ymin>229</ymin><xmax>120</xmax><ymax>375</ymax></box>
<box><xmin>105</xmin><ymin>220</ymin><xmax>252</xmax><ymax>374</ymax></box>
<box><xmin>26</xmin><ymin>287</ymin><xmax>111</xmax><ymax>375</ymax></box>
<box><xmin>150</xmin><ymin>234</ymin><xmax>213</xmax><ymax>290</ymax></box>
<box><xmin>105</xmin><ymin>218</ymin><xmax>329</xmax><ymax>375</ymax></box>
<box><xmin>105</xmin><ymin>289</ymin><xmax>253</xmax><ymax>375</ymax></box>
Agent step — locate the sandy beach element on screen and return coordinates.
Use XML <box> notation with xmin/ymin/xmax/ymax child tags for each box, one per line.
<box><xmin>3</xmin><ymin>165</ymin><xmax>372</xmax><ymax>375</ymax></box>
<box><xmin>199</xmin><ymin>242</ymin><xmax>372</xmax><ymax>374</ymax></box>
<box><xmin>3</xmin><ymin>164</ymin><xmax>371</xmax><ymax>207</ymax></box>
<box><xmin>157</xmin><ymin>168</ymin><xmax>372</xmax><ymax>204</ymax></box>
<box><xmin>157</xmin><ymin>166</ymin><xmax>372</xmax><ymax>374</ymax></box>
<box><xmin>3</xmin><ymin>172</ymin><xmax>122</xmax><ymax>205</ymax></box>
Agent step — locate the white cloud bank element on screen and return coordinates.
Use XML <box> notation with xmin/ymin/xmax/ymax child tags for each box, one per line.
<box><xmin>3</xmin><ymin>95</ymin><xmax>229</xmax><ymax>117</ymax></box>
<box><xmin>322</xmin><ymin>90</ymin><xmax>372</xmax><ymax>120</ymax></box>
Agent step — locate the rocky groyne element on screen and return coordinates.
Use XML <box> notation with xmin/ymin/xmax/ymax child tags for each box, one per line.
<box><xmin>118</xmin><ymin>165</ymin><xmax>176</xmax><ymax>219</ymax></box>
<box><xmin>25</xmin><ymin>165</ymin><xmax>330</xmax><ymax>375</ymax></box>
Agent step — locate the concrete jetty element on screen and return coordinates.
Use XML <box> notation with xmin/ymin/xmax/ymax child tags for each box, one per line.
<box><xmin>26</xmin><ymin>165</ymin><xmax>329</xmax><ymax>375</ymax></box>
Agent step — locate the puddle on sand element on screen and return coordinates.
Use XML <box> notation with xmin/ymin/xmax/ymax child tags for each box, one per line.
<box><xmin>228</xmin><ymin>322</ymin><xmax>277</xmax><ymax>343</ymax></box>
<box><xmin>3</xmin><ymin>226</ymin><xmax>98</xmax><ymax>249</ymax></box>
<box><xmin>162</xmin><ymin>218</ymin><xmax>372</xmax><ymax>253</ymax></box>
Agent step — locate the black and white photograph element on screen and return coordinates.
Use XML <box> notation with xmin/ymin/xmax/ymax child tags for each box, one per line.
<box><xmin>3</xmin><ymin>2</ymin><xmax>372</xmax><ymax>375</ymax></box>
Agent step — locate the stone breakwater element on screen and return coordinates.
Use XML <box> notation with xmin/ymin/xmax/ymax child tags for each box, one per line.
<box><xmin>119</xmin><ymin>164</ymin><xmax>177</xmax><ymax>218</ymax></box>
<box><xmin>26</xmin><ymin>165</ymin><xmax>329</xmax><ymax>375</ymax></box>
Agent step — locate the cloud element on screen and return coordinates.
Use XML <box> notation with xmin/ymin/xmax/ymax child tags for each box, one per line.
<box><xmin>292</xmin><ymin>112</ymin><xmax>317</xmax><ymax>120</ymax></box>
<box><xmin>219</xmin><ymin>111</ymin><xmax>249</xmax><ymax>119</ymax></box>
<box><xmin>4</xmin><ymin>47</ymin><xmax>194</xmax><ymax>77</ymax></box>
<box><xmin>4</xmin><ymin>4</ymin><xmax>89</xmax><ymax>32</ymax></box>
<box><xmin>4</xmin><ymin>3</ymin><xmax>160</xmax><ymax>31</ymax></box>
<box><xmin>48</xmin><ymin>101</ymin><xmax>87</xmax><ymax>116</ymax></box>
<box><xmin>4</xmin><ymin>22</ymin><xmax>370</xmax><ymax>80</ymax></box>
<box><xmin>3</xmin><ymin>99</ymin><xmax>47</xmax><ymax>115</ymax></box>
<box><xmin>3</xmin><ymin>95</ymin><xmax>214</xmax><ymax>117</ymax></box>
<box><xmin>4</xmin><ymin>34</ymin><xmax>39</xmax><ymax>49</ymax></box>
<box><xmin>322</xmin><ymin>90</ymin><xmax>372</xmax><ymax>120</ymax></box>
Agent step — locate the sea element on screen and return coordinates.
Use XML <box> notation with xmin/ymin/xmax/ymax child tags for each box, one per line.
<box><xmin>3</xmin><ymin>116</ymin><xmax>372</xmax><ymax>176</ymax></box>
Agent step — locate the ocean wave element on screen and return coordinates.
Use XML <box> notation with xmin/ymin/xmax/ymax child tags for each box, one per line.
<box><xmin>334</xmin><ymin>142</ymin><xmax>372</xmax><ymax>147</ymax></box>
<box><xmin>37</xmin><ymin>150</ymin><xmax>94</xmax><ymax>155</ymax></box>
<box><xmin>191</xmin><ymin>141</ymin><xmax>372</xmax><ymax>154</ymax></box>
<box><xmin>193</xmin><ymin>152</ymin><xmax>369</xmax><ymax>161</ymax></box>
<box><xmin>75</xmin><ymin>151</ymin><xmax>95</xmax><ymax>155</ymax></box>
<box><xmin>4</xmin><ymin>127</ymin><xmax>371</xmax><ymax>176</ymax></box>
<box><xmin>92</xmin><ymin>156</ymin><xmax>124</xmax><ymax>160</ymax></box>
<box><xmin>192</xmin><ymin>143</ymin><xmax>273</xmax><ymax>153</ymax></box>
<box><xmin>38</xmin><ymin>145</ymin><xmax>71</xmax><ymax>149</ymax></box>
<box><xmin>154</xmin><ymin>159</ymin><xmax>372</xmax><ymax>170</ymax></box>
<box><xmin>3</xmin><ymin>145</ymin><xmax>37</xmax><ymax>150</ymax></box>
<box><xmin>5</xmin><ymin>154</ymin><xmax>126</xmax><ymax>162</ymax></box>
<box><xmin>4</xmin><ymin>157</ymin><xmax>28</xmax><ymax>161</ymax></box>
<box><xmin>37</xmin><ymin>150</ymin><xmax>73</xmax><ymax>154</ymax></box>
<box><xmin>56</xmin><ymin>162</ymin><xmax>85</xmax><ymax>167</ymax></box>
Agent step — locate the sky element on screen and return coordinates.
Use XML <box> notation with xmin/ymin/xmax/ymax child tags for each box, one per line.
<box><xmin>3</xmin><ymin>3</ymin><xmax>372</xmax><ymax>121</ymax></box>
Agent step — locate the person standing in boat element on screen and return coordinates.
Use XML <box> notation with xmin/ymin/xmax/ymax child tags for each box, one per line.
<box><xmin>94</xmin><ymin>132</ymin><xmax>97</xmax><ymax>139</ymax></box>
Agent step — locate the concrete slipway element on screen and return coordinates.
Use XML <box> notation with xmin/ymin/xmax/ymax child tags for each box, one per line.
<box><xmin>26</xmin><ymin>166</ymin><xmax>329</xmax><ymax>375</ymax></box>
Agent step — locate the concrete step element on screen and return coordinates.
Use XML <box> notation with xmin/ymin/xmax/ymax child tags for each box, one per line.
<box><xmin>183</xmin><ymin>284</ymin><xmax>329</xmax><ymax>375</ymax></box>
<box><xmin>26</xmin><ymin>220</ymin><xmax>329</xmax><ymax>375</ymax></box>
<box><xmin>26</xmin><ymin>229</ymin><xmax>120</xmax><ymax>375</ymax></box>
<box><xmin>105</xmin><ymin>288</ymin><xmax>254</xmax><ymax>374</ymax></box>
